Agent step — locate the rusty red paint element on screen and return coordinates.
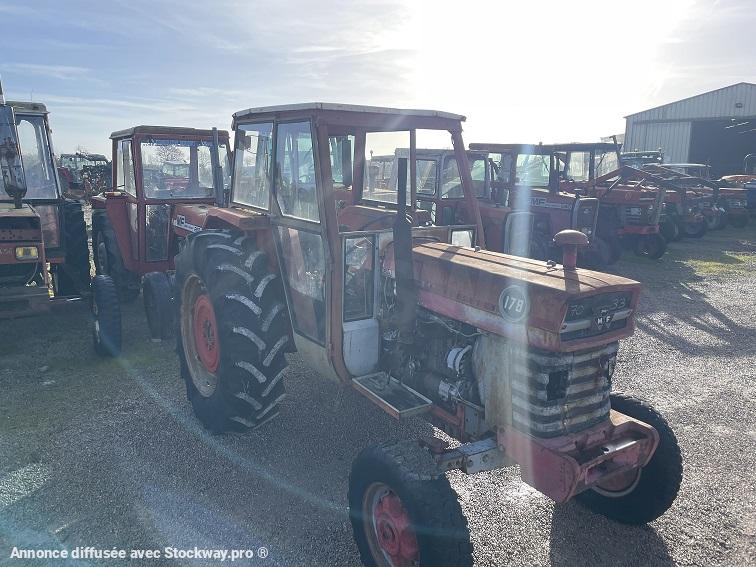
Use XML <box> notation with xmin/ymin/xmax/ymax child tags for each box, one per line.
<box><xmin>192</xmin><ymin>293</ymin><xmax>220</xmax><ymax>373</ymax></box>
<box><xmin>497</xmin><ymin>409</ymin><xmax>659</xmax><ymax>503</ymax></box>
<box><xmin>373</xmin><ymin>490</ymin><xmax>419</xmax><ymax>566</ymax></box>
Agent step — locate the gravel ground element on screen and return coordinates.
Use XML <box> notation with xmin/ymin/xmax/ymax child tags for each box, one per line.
<box><xmin>1</xmin><ymin>224</ymin><xmax>755</xmax><ymax>566</ymax></box>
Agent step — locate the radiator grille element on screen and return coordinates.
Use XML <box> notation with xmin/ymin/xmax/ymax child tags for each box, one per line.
<box><xmin>508</xmin><ymin>343</ymin><xmax>617</xmax><ymax>438</ymax></box>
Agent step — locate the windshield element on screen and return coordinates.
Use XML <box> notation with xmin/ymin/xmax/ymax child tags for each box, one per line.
<box><xmin>594</xmin><ymin>150</ymin><xmax>619</xmax><ymax>177</ymax></box>
<box><xmin>515</xmin><ymin>153</ymin><xmax>550</xmax><ymax>186</ymax></box>
<box><xmin>565</xmin><ymin>151</ymin><xmax>590</xmax><ymax>182</ymax></box>
<box><xmin>141</xmin><ymin>138</ymin><xmax>230</xmax><ymax>199</ymax></box>
<box><xmin>441</xmin><ymin>155</ymin><xmax>487</xmax><ymax>198</ymax></box>
<box><xmin>13</xmin><ymin>113</ymin><xmax>59</xmax><ymax>200</ymax></box>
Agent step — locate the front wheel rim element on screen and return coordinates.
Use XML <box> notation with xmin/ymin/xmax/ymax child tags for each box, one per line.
<box><xmin>363</xmin><ymin>482</ymin><xmax>420</xmax><ymax>567</ymax></box>
<box><xmin>593</xmin><ymin>468</ymin><xmax>642</xmax><ymax>498</ymax></box>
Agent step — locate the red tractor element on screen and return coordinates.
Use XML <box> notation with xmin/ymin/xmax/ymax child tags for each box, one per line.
<box><xmin>720</xmin><ymin>153</ymin><xmax>756</xmax><ymax>217</ymax></box>
<box><xmin>467</xmin><ymin>143</ymin><xmax>613</xmax><ymax>267</ymax></box>
<box><xmin>136</xmin><ymin>103</ymin><xmax>681</xmax><ymax>566</ymax></box>
<box><xmin>89</xmin><ymin>126</ymin><xmax>232</xmax><ymax>354</ymax></box>
<box><xmin>619</xmin><ymin>150</ymin><xmax>710</xmax><ymax>240</ymax></box>
<box><xmin>0</xmin><ymin>84</ymin><xmax>89</xmax><ymax>319</ymax></box>
<box><xmin>658</xmin><ymin>163</ymin><xmax>749</xmax><ymax>229</ymax></box>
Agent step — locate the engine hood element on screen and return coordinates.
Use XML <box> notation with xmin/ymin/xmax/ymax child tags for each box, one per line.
<box><xmin>383</xmin><ymin>241</ymin><xmax>640</xmax><ymax>353</ymax></box>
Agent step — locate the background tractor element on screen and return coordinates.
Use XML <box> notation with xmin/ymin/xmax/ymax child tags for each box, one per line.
<box><xmin>0</xmin><ymin>80</ymin><xmax>89</xmax><ymax>318</ymax></box>
<box><xmin>468</xmin><ymin>143</ymin><xmax>610</xmax><ymax>267</ymax></box>
<box><xmin>158</xmin><ymin>103</ymin><xmax>681</xmax><ymax>567</ymax></box>
<box><xmin>659</xmin><ymin>162</ymin><xmax>749</xmax><ymax>229</ymax></box>
<box><xmin>90</xmin><ymin>126</ymin><xmax>231</xmax><ymax>354</ymax></box>
<box><xmin>720</xmin><ymin>153</ymin><xmax>756</xmax><ymax>217</ymax></box>
<box><xmin>58</xmin><ymin>151</ymin><xmax>111</xmax><ymax>201</ymax></box>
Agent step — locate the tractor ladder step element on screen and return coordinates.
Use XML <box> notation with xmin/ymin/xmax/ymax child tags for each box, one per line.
<box><xmin>352</xmin><ymin>372</ymin><xmax>433</xmax><ymax>419</ymax></box>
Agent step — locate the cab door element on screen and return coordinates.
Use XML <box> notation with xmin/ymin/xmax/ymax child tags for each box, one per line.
<box><xmin>269</xmin><ymin>120</ymin><xmax>338</xmax><ymax>381</ymax></box>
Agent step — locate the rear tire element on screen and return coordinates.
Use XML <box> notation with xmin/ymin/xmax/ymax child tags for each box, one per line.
<box><xmin>348</xmin><ymin>441</ymin><xmax>473</xmax><ymax>567</ymax></box>
<box><xmin>633</xmin><ymin>233</ymin><xmax>667</xmax><ymax>260</ymax></box>
<box><xmin>92</xmin><ymin>275</ymin><xmax>121</xmax><ymax>357</ymax></box>
<box><xmin>92</xmin><ymin>210</ymin><xmax>140</xmax><ymax>302</ymax></box>
<box><xmin>176</xmin><ymin>230</ymin><xmax>289</xmax><ymax>433</ymax></box>
<box><xmin>575</xmin><ymin>393</ymin><xmax>682</xmax><ymax>524</ymax></box>
<box><xmin>143</xmin><ymin>271</ymin><xmax>174</xmax><ymax>341</ymax></box>
<box><xmin>54</xmin><ymin>200</ymin><xmax>90</xmax><ymax>296</ymax></box>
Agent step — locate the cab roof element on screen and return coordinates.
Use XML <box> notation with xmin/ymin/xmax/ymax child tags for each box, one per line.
<box><xmin>7</xmin><ymin>100</ymin><xmax>48</xmax><ymax>114</ymax></box>
<box><xmin>233</xmin><ymin>102</ymin><xmax>466</xmax><ymax>122</ymax></box>
<box><xmin>110</xmin><ymin>125</ymin><xmax>230</xmax><ymax>139</ymax></box>
<box><xmin>470</xmin><ymin>142</ymin><xmax>619</xmax><ymax>153</ymax></box>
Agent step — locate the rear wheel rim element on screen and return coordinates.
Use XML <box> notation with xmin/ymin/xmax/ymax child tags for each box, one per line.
<box><xmin>181</xmin><ymin>275</ymin><xmax>220</xmax><ymax>397</ymax></box>
<box><xmin>363</xmin><ymin>482</ymin><xmax>420</xmax><ymax>567</ymax></box>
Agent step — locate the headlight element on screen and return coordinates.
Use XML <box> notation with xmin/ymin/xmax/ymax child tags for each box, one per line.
<box><xmin>15</xmin><ymin>246</ymin><xmax>39</xmax><ymax>260</ymax></box>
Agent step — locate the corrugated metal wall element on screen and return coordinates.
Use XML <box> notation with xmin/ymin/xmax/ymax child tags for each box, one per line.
<box><xmin>623</xmin><ymin>83</ymin><xmax>756</xmax><ymax>162</ymax></box>
<box><xmin>624</xmin><ymin>121</ymin><xmax>692</xmax><ymax>162</ymax></box>
<box><xmin>626</xmin><ymin>83</ymin><xmax>756</xmax><ymax>122</ymax></box>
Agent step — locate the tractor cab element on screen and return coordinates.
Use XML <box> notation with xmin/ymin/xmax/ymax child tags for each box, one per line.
<box><xmin>0</xmin><ymin>85</ymin><xmax>89</xmax><ymax>316</ymax></box>
<box><xmin>90</xmin><ymin>126</ymin><xmax>231</xmax><ymax>301</ymax></box>
<box><xmin>58</xmin><ymin>151</ymin><xmax>111</xmax><ymax>199</ymax></box>
<box><xmin>469</xmin><ymin>143</ymin><xmax>608</xmax><ymax>266</ymax></box>
<box><xmin>5</xmin><ymin>102</ymin><xmax>69</xmax><ymax>261</ymax></box>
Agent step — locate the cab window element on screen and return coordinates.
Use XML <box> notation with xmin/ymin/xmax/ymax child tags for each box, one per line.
<box><xmin>233</xmin><ymin>122</ymin><xmax>273</xmax><ymax>210</ymax></box>
<box><xmin>275</xmin><ymin>121</ymin><xmax>319</xmax><ymax>222</ymax></box>
<box><xmin>116</xmin><ymin>139</ymin><xmax>136</xmax><ymax>196</ymax></box>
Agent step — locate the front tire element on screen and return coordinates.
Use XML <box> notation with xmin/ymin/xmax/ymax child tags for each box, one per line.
<box><xmin>682</xmin><ymin>219</ymin><xmax>707</xmax><ymax>239</ymax></box>
<box><xmin>176</xmin><ymin>230</ymin><xmax>289</xmax><ymax>433</ymax></box>
<box><xmin>92</xmin><ymin>275</ymin><xmax>121</xmax><ymax>357</ymax></box>
<box><xmin>575</xmin><ymin>393</ymin><xmax>682</xmax><ymax>524</ymax></box>
<box><xmin>659</xmin><ymin>219</ymin><xmax>680</xmax><ymax>242</ymax></box>
<box><xmin>633</xmin><ymin>233</ymin><xmax>667</xmax><ymax>260</ymax></box>
<box><xmin>348</xmin><ymin>441</ymin><xmax>473</xmax><ymax>567</ymax></box>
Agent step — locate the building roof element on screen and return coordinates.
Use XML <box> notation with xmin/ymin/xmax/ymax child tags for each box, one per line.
<box><xmin>110</xmin><ymin>125</ymin><xmax>230</xmax><ymax>139</ymax></box>
<box><xmin>625</xmin><ymin>82</ymin><xmax>756</xmax><ymax>121</ymax></box>
<box><xmin>233</xmin><ymin>102</ymin><xmax>466</xmax><ymax>122</ymax></box>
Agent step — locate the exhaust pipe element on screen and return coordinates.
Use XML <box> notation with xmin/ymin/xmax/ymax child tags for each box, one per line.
<box><xmin>0</xmin><ymin>74</ymin><xmax>5</xmax><ymax>105</ymax></box>
<box><xmin>393</xmin><ymin>157</ymin><xmax>417</xmax><ymax>344</ymax></box>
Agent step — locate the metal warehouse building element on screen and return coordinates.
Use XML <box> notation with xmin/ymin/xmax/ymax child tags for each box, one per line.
<box><xmin>624</xmin><ymin>82</ymin><xmax>756</xmax><ymax>177</ymax></box>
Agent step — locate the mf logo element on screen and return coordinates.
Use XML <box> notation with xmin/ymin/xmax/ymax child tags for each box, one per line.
<box><xmin>593</xmin><ymin>307</ymin><xmax>615</xmax><ymax>331</ymax></box>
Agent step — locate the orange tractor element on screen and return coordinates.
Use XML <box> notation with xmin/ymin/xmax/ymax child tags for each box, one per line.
<box><xmin>0</xmin><ymin>81</ymin><xmax>89</xmax><ymax>319</ymax></box>
<box><xmin>109</xmin><ymin>104</ymin><xmax>681</xmax><ymax>566</ymax></box>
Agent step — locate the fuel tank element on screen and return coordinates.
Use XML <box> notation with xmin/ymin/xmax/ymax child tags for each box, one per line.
<box><xmin>383</xmin><ymin>241</ymin><xmax>640</xmax><ymax>353</ymax></box>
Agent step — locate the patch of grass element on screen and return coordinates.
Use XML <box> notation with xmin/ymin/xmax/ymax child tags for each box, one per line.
<box><xmin>684</xmin><ymin>251</ymin><xmax>754</xmax><ymax>276</ymax></box>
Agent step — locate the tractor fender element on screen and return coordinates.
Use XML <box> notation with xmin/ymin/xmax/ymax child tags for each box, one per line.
<box><xmin>171</xmin><ymin>204</ymin><xmax>279</xmax><ymax>273</ymax></box>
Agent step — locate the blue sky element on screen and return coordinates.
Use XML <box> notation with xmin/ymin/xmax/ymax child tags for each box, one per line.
<box><xmin>1</xmin><ymin>0</ymin><xmax>754</xmax><ymax>155</ymax></box>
